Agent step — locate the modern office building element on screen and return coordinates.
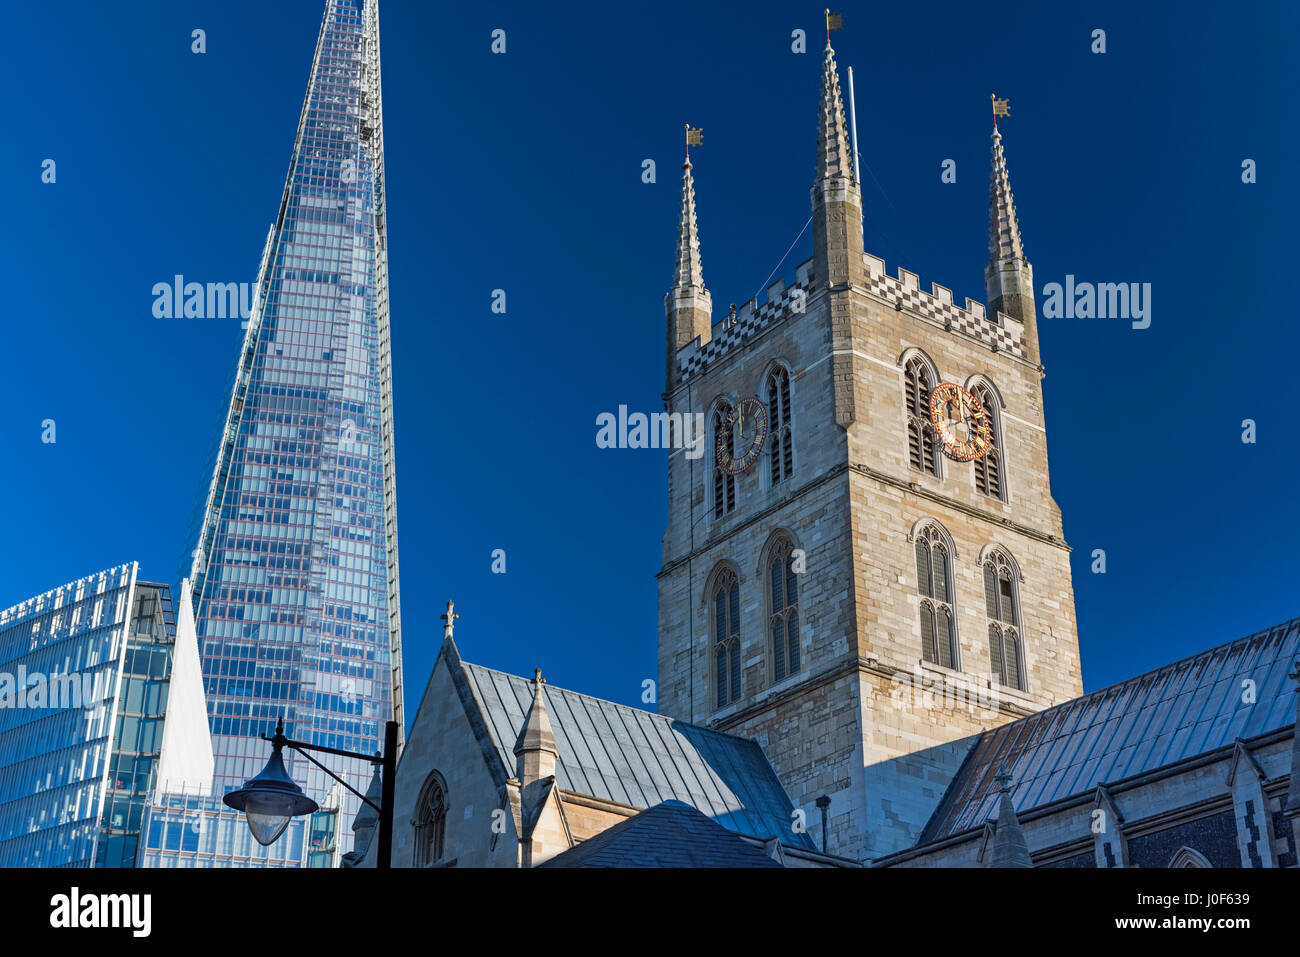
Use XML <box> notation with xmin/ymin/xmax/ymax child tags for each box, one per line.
<box><xmin>171</xmin><ymin>0</ymin><xmax>403</xmax><ymax>863</ymax></box>
<box><xmin>136</xmin><ymin>784</ymin><xmax>343</xmax><ymax>869</ymax></box>
<box><xmin>0</xmin><ymin>564</ymin><xmax>211</xmax><ymax>867</ymax></box>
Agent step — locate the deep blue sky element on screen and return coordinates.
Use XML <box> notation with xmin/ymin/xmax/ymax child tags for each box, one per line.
<box><xmin>2</xmin><ymin>1</ymin><xmax>1295</xmax><ymax>718</ymax></box>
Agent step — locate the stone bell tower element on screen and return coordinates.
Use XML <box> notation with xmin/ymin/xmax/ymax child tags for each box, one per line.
<box><xmin>657</xmin><ymin>36</ymin><xmax>1081</xmax><ymax>863</ymax></box>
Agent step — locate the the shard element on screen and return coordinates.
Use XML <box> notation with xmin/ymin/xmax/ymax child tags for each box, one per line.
<box><xmin>162</xmin><ymin>0</ymin><xmax>403</xmax><ymax>865</ymax></box>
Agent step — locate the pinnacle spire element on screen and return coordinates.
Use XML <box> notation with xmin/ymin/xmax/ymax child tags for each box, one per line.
<box><xmin>816</xmin><ymin>43</ymin><xmax>856</xmax><ymax>184</ymax></box>
<box><xmin>987</xmin><ymin>771</ymin><xmax>1033</xmax><ymax>867</ymax></box>
<box><xmin>666</xmin><ymin>149</ymin><xmax>712</xmax><ymax>382</ymax></box>
<box><xmin>988</xmin><ymin>128</ymin><xmax>1026</xmax><ymax>265</ymax></box>
<box><xmin>671</xmin><ymin>157</ymin><xmax>706</xmax><ymax>292</ymax></box>
<box><xmin>514</xmin><ymin>668</ymin><xmax>557</xmax><ymax>758</ymax></box>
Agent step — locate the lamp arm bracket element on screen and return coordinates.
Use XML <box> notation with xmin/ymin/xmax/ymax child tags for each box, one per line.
<box><xmin>287</xmin><ymin>743</ymin><xmax>381</xmax><ymax>813</ymax></box>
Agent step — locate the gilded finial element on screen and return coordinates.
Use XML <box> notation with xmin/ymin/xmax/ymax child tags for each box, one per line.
<box><xmin>825</xmin><ymin>8</ymin><xmax>844</xmax><ymax>45</ymax></box>
<box><xmin>685</xmin><ymin>123</ymin><xmax>703</xmax><ymax>160</ymax></box>
<box><xmin>991</xmin><ymin>93</ymin><xmax>1011</xmax><ymax>129</ymax></box>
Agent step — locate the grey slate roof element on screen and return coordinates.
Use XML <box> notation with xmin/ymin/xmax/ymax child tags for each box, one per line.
<box><xmin>537</xmin><ymin>800</ymin><xmax>783</xmax><ymax>868</ymax></box>
<box><xmin>921</xmin><ymin>617</ymin><xmax>1300</xmax><ymax>843</ymax></box>
<box><xmin>460</xmin><ymin>661</ymin><xmax>815</xmax><ymax>849</ymax></box>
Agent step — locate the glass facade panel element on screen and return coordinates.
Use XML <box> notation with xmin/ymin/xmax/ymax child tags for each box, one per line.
<box><xmin>0</xmin><ymin>565</ymin><xmax>179</xmax><ymax>868</ymax></box>
<box><xmin>136</xmin><ymin>792</ymin><xmax>337</xmax><ymax>868</ymax></box>
<box><xmin>180</xmin><ymin>0</ymin><xmax>402</xmax><ymax>863</ymax></box>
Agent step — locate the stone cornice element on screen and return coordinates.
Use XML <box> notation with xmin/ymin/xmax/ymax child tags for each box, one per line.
<box><xmin>848</xmin><ymin>462</ymin><xmax>1071</xmax><ymax>553</ymax></box>
<box><xmin>657</xmin><ymin>459</ymin><xmax>1070</xmax><ymax>581</ymax></box>
<box><xmin>709</xmin><ymin>654</ymin><xmax>1040</xmax><ymax>735</ymax></box>
<box><xmin>657</xmin><ymin>463</ymin><xmax>849</xmax><ymax>579</ymax></box>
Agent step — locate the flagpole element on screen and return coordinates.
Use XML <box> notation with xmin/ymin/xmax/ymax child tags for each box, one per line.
<box><xmin>848</xmin><ymin>65</ymin><xmax>864</xmax><ymax>243</ymax></box>
<box><xmin>847</xmin><ymin>66</ymin><xmax>861</xmax><ymax>183</ymax></box>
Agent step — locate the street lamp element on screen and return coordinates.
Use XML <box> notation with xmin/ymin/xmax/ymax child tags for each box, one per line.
<box><xmin>223</xmin><ymin>716</ymin><xmax>399</xmax><ymax>867</ymax></box>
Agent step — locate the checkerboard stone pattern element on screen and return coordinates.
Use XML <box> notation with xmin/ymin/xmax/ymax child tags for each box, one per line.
<box><xmin>678</xmin><ymin>277</ymin><xmax>814</xmax><ymax>379</ymax></box>
<box><xmin>677</xmin><ymin>254</ymin><xmax>1024</xmax><ymax>378</ymax></box>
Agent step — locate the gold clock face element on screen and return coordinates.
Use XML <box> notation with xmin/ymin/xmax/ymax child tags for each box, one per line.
<box><xmin>716</xmin><ymin>397</ymin><xmax>768</xmax><ymax>475</ymax></box>
<box><xmin>929</xmin><ymin>383</ymin><xmax>993</xmax><ymax>461</ymax></box>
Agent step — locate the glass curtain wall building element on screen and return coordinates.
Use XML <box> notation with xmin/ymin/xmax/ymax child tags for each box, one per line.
<box><xmin>0</xmin><ymin>565</ymin><xmax>205</xmax><ymax>867</ymax></box>
<box><xmin>137</xmin><ymin>785</ymin><xmax>342</xmax><ymax>869</ymax></box>
<box><xmin>169</xmin><ymin>0</ymin><xmax>403</xmax><ymax>864</ymax></box>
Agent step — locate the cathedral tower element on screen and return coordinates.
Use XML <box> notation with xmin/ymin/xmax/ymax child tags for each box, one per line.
<box><xmin>656</xmin><ymin>40</ymin><xmax>1082</xmax><ymax>862</ymax></box>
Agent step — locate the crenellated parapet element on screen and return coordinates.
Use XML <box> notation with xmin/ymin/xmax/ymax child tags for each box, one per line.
<box><xmin>861</xmin><ymin>253</ymin><xmax>1025</xmax><ymax>359</ymax></box>
<box><xmin>676</xmin><ymin>260</ymin><xmax>816</xmax><ymax>379</ymax></box>
<box><xmin>674</xmin><ymin>251</ymin><xmax>1026</xmax><ymax>382</ymax></box>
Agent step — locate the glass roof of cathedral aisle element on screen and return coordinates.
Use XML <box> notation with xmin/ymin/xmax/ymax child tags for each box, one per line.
<box><xmin>921</xmin><ymin>617</ymin><xmax>1300</xmax><ymax>842</ymax></box>
<box><xmin>460</xmin><ymin>662</ymin><xmax>817</xmax><ymax>849</ymax></box>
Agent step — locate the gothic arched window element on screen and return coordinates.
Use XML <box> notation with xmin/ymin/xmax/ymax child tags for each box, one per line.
<box><xmin>971</xmin><ymin>382</ymin><xmax>1005</xmax><ymax>500</ymax></box>
<box><xmin>768</xmin><ymin>538</ymin><xmax>800</xmax><ymax>682</ymax></box>
<box><xmin>983</xmin><ymin>550</ymin><xmax>1023</xmax><ymax>689</ymax></box>
<box><xmin>712</xmin><ymin>402</ymin><xmax>736</xmax><ymax>519</ymax></box>
<box><xmin>1169</xmin><ymin>847</ymin><xmax>1212</xmax><ymax>868</ymax></box>
<box><xmin>767</xmin><ymin>365</ymin><xmax>793</xmax><ymax>486</ymax></box>
<box><xmin>914</xmin><ymin>523</ymin><xmax>957</xmax><ymax>668</ymax></box>
<box><xmin>414</xmin><ymin>772</ymin><xmax>447</xmax><ymax>866</ymax></box>
<box><xmin>712</xmin><ymin>569</ymin><xmax>742</xmax><ymax>707</ymax></box>
<box><xmin>905</xmin><ymin>357</ymin><xmax>939</xmax><ymax>476</ymax></box>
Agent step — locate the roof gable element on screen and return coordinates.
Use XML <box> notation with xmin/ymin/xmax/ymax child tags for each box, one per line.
<box><xmin>460</xmin><ymin>661</ymin><xmax>815</xmax><ymax>849</ymax></box>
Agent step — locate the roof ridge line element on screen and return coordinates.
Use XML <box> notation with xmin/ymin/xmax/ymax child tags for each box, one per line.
<box><xmin>1071</xmin><ymin>615</ymin><xmax>1300</xmax><ymax>706</ymax></box>
<box><xmin>458</xmin><ymin>658</ymin><xmax>765</xmax><ymax>744</ymax></box>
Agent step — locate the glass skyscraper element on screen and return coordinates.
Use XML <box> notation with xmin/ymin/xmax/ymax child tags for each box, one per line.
<box><xmin>172</xmin><ymin>0</ymin><xmax>403</xmax><ymax>863</ymax></box>
<box><xmin>0</xmin><ymin>565</ymin><xmax>210</xmax><ymax>867</ymax></box>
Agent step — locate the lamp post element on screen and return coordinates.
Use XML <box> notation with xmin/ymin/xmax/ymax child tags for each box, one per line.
<box><xmin>224</xmin><ymin>716</ymin><xmax>399</xmax><ymax>868</ymax></box>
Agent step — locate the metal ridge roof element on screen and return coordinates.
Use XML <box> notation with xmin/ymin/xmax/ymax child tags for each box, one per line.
<box><xmin>460</xmin><ymin>661</ymin><xmax>815</xmax><ymax>849</ymax></box>
<box><xmin>920</xmin><ymin>616</ymin><xmax>1300</xmax><ymax>843</ymax></box>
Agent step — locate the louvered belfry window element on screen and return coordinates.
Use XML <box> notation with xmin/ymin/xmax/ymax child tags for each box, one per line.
<box><xmin>713</xmin><ymin>569</ymin><xmax>742</xmax><ymax>707</ymax></box>
<box><xmin>971</xmin><ymin>383</ymin><xmax>1004</xmax><ymax>500</ymax></box>
<box><xmin>712</xmin><ymin>403</ymin><xmax>736</xmax><ymax>519</ymax></box>
<box><xmin>767</xmin><ymin>366</ymin><xmax>794</xmax><ymax>486</ymax></box>
<box><xmin>905</xmin><ymin>358</ymin><xmax>939</xmax><ymax>476</ymax></box>
<box><xmin>769</xmin><ymin>539</ymin><xmax>801</xmax><ymax>682</ymax></box>
<box><xmin>914</xmin><ymin>524</ymin><xmax>956</xmax><ymax>668</ymax></box>
<box><xmin>984</xmin><ymin>552</ymin><xmax>1023</xmax><ymax>689</ymax></box>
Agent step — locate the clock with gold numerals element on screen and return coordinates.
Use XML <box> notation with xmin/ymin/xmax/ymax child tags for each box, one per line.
<box><xmin>929</xmin><ymin>382</ymin><xmax>993</xmax><ymax>461</ymax></box>
<box><xmin>716</xmin><ymin>397</ymin><xmax>769</xmax><ymax>475</ymax></box>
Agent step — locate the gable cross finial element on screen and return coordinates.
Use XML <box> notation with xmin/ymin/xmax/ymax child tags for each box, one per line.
<box><xmin>441</xmin><ymin>600</ymin><xmax>459</xmax><ymax>639</ymax></box>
